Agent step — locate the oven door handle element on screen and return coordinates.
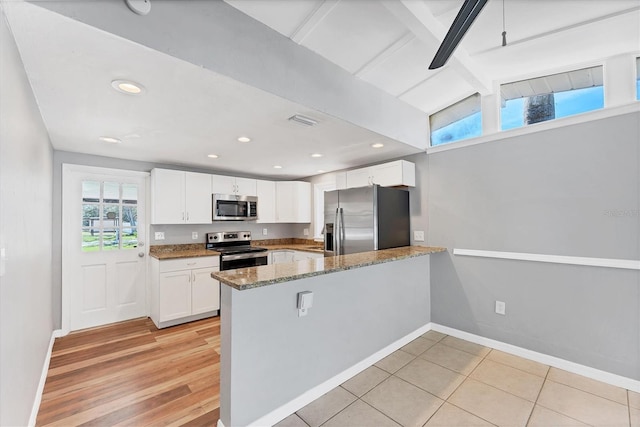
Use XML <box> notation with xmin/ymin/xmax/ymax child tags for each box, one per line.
<box><xmin>221</xmin><ymin>252</ymin><xmax>268</xmax><ymax>261</ymax></box>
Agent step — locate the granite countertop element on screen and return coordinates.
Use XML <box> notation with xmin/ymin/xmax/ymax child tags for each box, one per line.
<box><xmin>258</xmin><ymin>243</ymin><xmax>324</xmax><ymax>253</ymax></box>
<box><xmin>213</xmin><ymin>246</ymin><xmax>447</xmax><ymax>290</ymax></box>
<box><xmin>149</xmin><ymin>244</ymin><xmax>219</xmax><ymax>260</ymax></box>
<box><xmin>149</xmin><ymin>239</ymin><xmax>322</xmax><ymax>260</ymax></box>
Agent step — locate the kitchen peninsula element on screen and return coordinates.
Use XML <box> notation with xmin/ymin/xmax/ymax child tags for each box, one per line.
<box><xmin>214</xmin><ymin>246</ymin><xmax>445</xmax><ymax>427</ymax></box>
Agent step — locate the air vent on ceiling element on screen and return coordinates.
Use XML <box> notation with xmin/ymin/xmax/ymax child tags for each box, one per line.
<box><xmin>288</xmin><ymin>114</ymin><xmax>318</xmax><ymax>127</ymax></box>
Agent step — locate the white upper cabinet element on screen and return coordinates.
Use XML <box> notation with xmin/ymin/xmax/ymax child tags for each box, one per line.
<box><xmin>276</xmin><ymin>181</ymin><xmax>311</xmax><ymax>223</ymax></box>
<box><xmin>151</xmin><ymin>169</ymin><xmax>212</xmax><ymax>224</ymax></box>
<box><xmin>256</xmin><ymin>179</ymin><xmax>276</xmax><ymax>223</ymax></box>
<box><xmin>184</xmin><ymin>172</ymin><xmax>213</xmax><ymax>223</ymax></box>
<box><xmin>345</xmin><ymin>160</ymin><xmax>415</xmax><ymax>188</ymax></box>
<box><xmin>211</xmin><ymin>174</ymin><xmax>257</xmax><ymax>196</ymax></box>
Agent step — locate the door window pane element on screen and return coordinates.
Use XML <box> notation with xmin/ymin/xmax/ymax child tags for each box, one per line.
<box><xmin>102</xmin><ymin>229</ymin><xmax>119</xmax><ymax>250</ymax></box>
<box><xmin>103</xmin><ymin>182</ymin><xmax>120</xmax><ymax>203</ymax></box>
<box><xmin>82</xmin><ymin>204</ymin><xmax>100</xmax><ymax>227</ymax></box>
<box><xmin>122</xmin><ymin>184</ymin><xmax>138</xmax><ymax>204</ymax></box>
<box><xmin>103</xmin><ymin>204</ymin><xmax>120</xmax><ymax>228</ymax></box>
<box><xmin>122</xmin><ymin>228</ymin><xmax>138</xmax><ymax>249</ymax></box>
<box><xmin>82</xmin><ymin>181</ymin><xmax>100</xmax><ymax>202</ymax></box>
<box><xmin>82</xmin><ymin>228</ymin><xmax>100</xmax><ymax>252</ymax></box>
<box><xmin>122</xmin><ymin>206</ymin><xmax>137</xmax><ymax>227</ymax></box>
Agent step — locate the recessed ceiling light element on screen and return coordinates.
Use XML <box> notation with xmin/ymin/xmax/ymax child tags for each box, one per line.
<box><xmin>237</xmin><ymin>136</ymin><xmax>251</xmax><ymax>143</ymax></box>
<box><xmin>98</xmin><ymin>136</ymin><xmax>122</xmax><ymax>144</ymax></box>
<box><xmin>311</xmin><ymin>153</ymin><xmax>323</xmax><ymax>158</ymax></box>
<box><xmin>371</xmin><ymin>143</ymin><xmax>384</xmax><ymax>148</ymax></box>
<box><xmin>317</xmin><ymin>169</ymin><xmax>325</xmax><ymax>173</ymax></box>
<box><xmin>207</xmin><ymin>154</ymin><xmax>219</xmax><ymax>159</ymax></box>
<box><xmin>273</xmin><ymin>165</ymin><xmax>282</xmax><ymax>169</ymax></box>
<box><xmin>111</xmin><ymin>79</ymin><xmax>144</xmax><ymax>95</ymax></box>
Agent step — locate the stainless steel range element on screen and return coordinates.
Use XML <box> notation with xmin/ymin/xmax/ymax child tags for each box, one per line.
<box><xmin>206</xmin><ymin>231</ymin><xmax>268</xmax><ymax>271</ymax></box>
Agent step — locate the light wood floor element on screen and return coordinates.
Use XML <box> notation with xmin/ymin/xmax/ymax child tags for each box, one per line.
<box><xmin>36</xmin><ymin>316</ymin><xmax>220</xmax><ymax>426</ymax></box>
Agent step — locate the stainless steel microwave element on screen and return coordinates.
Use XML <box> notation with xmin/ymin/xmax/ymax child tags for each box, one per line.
<box><xmin>212</xmin><ymin>194</ymin><xmax>258</xmax><ymax>221</ymax></box>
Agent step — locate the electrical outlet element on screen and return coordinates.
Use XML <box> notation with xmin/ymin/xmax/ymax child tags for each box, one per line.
<box><xmin>303</xmin><ymin>228</ymin><xmax>309</xmax><ymax>236</ymax></box>
<box><xmin>413</xmin><ymin>230</ymin><xmax>425</xmax><ymax>241</ymax></box>
<box><xmin>192</xmin><ymin>232</ymin><xmax>198</xmax><ymax>240</ymax></box>
<box><xmin>154</xmin><ymin>232</ymin><xmax>165</xmax><ymax>240</ymax></box>
<box><xmin>262</xmin><ymin>228</ymin><xmax>268</xmax><ymax>236</ymax></box>
<box><xmin>495</xmin><ymin>300</ymin><xmax>506</xmax><ymax>315</ymax></box>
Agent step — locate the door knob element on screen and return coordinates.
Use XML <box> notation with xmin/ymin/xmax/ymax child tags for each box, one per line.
<box><xmin>138</xmin><ymin>252</ymin><xmax>145</xmax><ymax>258</ymax></box>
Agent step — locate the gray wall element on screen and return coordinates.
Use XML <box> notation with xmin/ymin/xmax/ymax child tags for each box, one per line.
<box><xmin>0</xmin><ymin>10</ymin><xmax>55</xmax><ymax>425</ymax></box>
<box><xmin>52</xmin><ymin>150</ymin><xmax>309</xmax><ymax>328</ymax></box>
<box><xmin>220</xmin><ymin>256</ymin><xmax>431</xmax><ymax>426</ymax></box>
<box><xmin>428</xmin><ymin>111</ymin><xmax>640</xmax><ymax>379</ymax></box>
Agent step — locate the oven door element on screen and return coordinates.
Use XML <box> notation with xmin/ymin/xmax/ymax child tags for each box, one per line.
<box><xmin>220</xmin><ymin>252</ymin><xmax>268</xmax><ymax>271</ymax></box>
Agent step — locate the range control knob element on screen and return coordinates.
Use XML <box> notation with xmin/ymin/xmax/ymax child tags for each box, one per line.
<box><xmin>213</xmin><ymin>235</ymin><xmax>218</xmax><ymax>240</ymax></box>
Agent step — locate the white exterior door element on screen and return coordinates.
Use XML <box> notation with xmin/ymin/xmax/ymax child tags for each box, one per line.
<box><xmin>62</xmin><ymin>165</ymin><xmax>148</xmax><ymax>332</ymax></box>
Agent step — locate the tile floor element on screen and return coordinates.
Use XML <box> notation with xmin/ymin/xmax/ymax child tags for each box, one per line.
<box><xmin>275</xmin><ymin>331</ymin><xmax>639</xmax><ymax>427</ymax></box>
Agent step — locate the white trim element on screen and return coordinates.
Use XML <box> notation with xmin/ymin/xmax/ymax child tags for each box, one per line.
<box><xmin>430</xmin><ymin>323</ymin><xmax>640</xmax><ymax>393</ymax></box>
<box><xmin>62</xmin><ymin>164</ymin><xmax>151</xmax><ymax>178</ymax></box>
<box><xmin>453</xmin><ymin>248</ymin><xmax>640</xmax><ymax>271</ymax></box>
<box><xmin>28</xmin><ymin>329</ymin><xmax>64</xmax><ymax>426</ymax></box>
<box><xmin>247</xmin><ymin>323</ymin><xmax>433</xmax><ymax>427</ymax></box>
<box><xmin>427</xmin><ymin>102</ymin><xmax>639</xmax><ymax>154</ymax></box>
<box><xmin>217</xmin><ymin>420</ymin><xmax>225</xmax><ymax>427</ymax></box>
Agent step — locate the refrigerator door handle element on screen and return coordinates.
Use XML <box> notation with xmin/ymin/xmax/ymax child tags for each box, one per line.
<box><xmin>339</xmin><ymin>207</ymin><xmax>345</xmax><ymax>255</ymax></box>
<box><xmin>334</xmin><ymin>208</ymin><xmax>340</xmax><ymax>255</ymax></box>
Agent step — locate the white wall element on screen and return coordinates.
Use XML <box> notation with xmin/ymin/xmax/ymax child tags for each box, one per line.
<box><xmin>0</xmin><ymin>8</ymin><xmax>55</xmax><ymax>425</ymax></box>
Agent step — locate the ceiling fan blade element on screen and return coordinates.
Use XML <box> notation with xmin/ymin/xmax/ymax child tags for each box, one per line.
<box><xmin>429</xmin><ymin>0</ymin><xmax>488</xmax><ymax>70</ymax></box>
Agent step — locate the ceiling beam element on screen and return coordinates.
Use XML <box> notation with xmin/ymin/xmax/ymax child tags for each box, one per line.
<box><xmin>355</xmin><ymin>32</ymin><xmax>415</xmax><ymax>78</ymax></box>
<box><xmin>290</xmin><ymin>0</ymin><xmax>341</xmax><ymax>44</ymax></box>
<box><xmin>473</xmin><ymin>5</ymin><xmax>640</xmax><ymax>56</ymax></box>
<box><xmin>380</xmin><ymin>0</ymin><xmax>492</xmax><ymax>95</ymax></box>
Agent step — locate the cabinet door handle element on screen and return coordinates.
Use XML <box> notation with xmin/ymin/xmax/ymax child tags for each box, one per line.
<box><xmin>182</xmin><ymin>212</ymin><xmax>185</xmax><ymax>220</ymax></box>
<box><xmin>186</xmin><ymin>212</ymin><xmax>190</xmax><ymax>221</ymax></box>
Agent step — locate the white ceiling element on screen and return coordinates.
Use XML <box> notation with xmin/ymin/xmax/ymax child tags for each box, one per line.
<box><xmin>4</xmin><ymin>0</ymin><xmax>639</xmax><ymax>179</ymax></box>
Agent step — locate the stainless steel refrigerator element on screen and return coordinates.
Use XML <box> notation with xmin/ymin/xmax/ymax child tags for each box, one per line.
<box><xmin>324</xmin><ymin>185</ymin><xmax>410</xmax><ymax>256</ymax></box>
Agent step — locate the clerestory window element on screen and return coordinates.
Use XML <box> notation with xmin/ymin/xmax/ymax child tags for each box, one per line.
<box><xmin>429</xmin><ymin>93</ymin><xmax>482</xmax><ymax>146</ymax></box>
<box><xmin>501</xmin><ymin>66</ymin><xmax>604</xmax><ymax>130</ymax></box>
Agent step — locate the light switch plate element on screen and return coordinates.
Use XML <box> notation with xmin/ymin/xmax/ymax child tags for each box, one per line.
<box><xmin>192</xmin><ymin>232</ymin><xmax>198</xmax><ymax>240</ymax></box>
<box><xmin>154</xmin><ymin>232</ymin><xmax>165</xmax><ymax>240</ymax></box>
<box><xmin>303</xmin><ymin>228</ymin><xmax>309</xmax><ymax>236</ymax></box>
<box><xmin>262</xmin><ymin>228</ymin><xmax>268</xmax><ymax>236</ymax></box>
<box><xmin>414</xmin><ymin>231</ymin><xmax>425</xmax><ymax>241</ymax></box>
<box><xmin>495</xmin><ymin>300</ymin><xmax>506</xmax><ymax>315</ymax></box>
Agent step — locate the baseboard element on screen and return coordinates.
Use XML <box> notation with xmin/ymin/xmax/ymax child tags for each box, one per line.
<box><xmin>430</xmin><ymin>323</ymin><xmax>640</xmax><ymax>393</ymax></box>
<box><xmin>248</xmin><ymin>322</ymin><xmax>433</xmax><ymax>427</ymax></box>
<box><xmin>28</xmin><ymin>329</ymin><xmax>63</xmax><ymax>426</ymax></box>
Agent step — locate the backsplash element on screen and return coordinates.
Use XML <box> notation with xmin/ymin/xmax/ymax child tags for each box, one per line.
<box><xmin>149</xmin><ymin>222</ymin><xmax>310</xmax><ymax>245</ymax></box>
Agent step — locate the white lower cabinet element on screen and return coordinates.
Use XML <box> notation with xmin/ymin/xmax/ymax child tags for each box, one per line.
<box><xmin>151</xmin><ymin>256</ymin><xmax>220</xmax><ymax>328</ymax></box>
